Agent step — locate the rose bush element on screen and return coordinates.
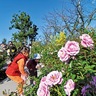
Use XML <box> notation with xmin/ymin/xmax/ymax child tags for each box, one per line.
<box><xmin>58</xmin><ymin>41</ymin><xmax>80</xmax><ymax>64</ymax></box>
<box><xmin>80</xmin><ymin>34</ymin><xmax>94</xmax><ymax>49</ymax></box>
<box><xmin>24</xmin><ymin>31</ymin><xmax>96</xmax><ymax>96</ymax></box>
<box><xmin>64</xmin><ymin>79</ymin><xmax>75</xmax><ymax>96</ymax></box>
<box><xmin>37</xmin><ymin>71</ymin><xmax>75</xmax><ymax>96</ymax></box>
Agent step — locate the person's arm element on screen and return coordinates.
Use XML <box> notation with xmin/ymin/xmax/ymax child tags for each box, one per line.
<box><xmin>17</xmin><ymin>58</ymin><xmax>28</xmax><ymax>76</ymax></box>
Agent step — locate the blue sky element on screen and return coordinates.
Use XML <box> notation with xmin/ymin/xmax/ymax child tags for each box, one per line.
<box><xmin>0</xmin><ymin>0</ymin><xmax>65</xmax><ymax>43</ymax></box>
<box><xmin>0</xmin><ymin>0</ymin><xmax>96</xmax><ymax>43</ymax></box>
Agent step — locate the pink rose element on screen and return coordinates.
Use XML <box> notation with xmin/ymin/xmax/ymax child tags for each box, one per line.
<box><xmin>39</xmin><ymin>76</ymin><xmax>47</xmax><ymax>87</ymax></box>
<box><xmin>46</xmin><ymin>71</ymin><xmax>63</xmax><ymax>86</ymax></box>
<box><xmin>65</xmin><ymin>41</ymin><xmax>80</xmax><ymax>56</ymax></box>
<box><xmin>58</xmin><ymin>47</ymin><xmax>70</xmax><ymax>62</ymax></box>
<box><xmin>80</xmin><ymin>34</ymin><xmax>94</xmax><ymax>49</ymax></box>
<box><xmin>37</xmin><ymin>84</ymin><xmax>50</xmax><ymax>96</ymax></box>
<box><xmin>40</xmin><ymin>76</ymin><xmax>47</xmax><ymax>83</ymax></box>
<box><xmin>64</xmin><ymin>79</ymin><xmax>75</xmax><ymax>96</ymax></box>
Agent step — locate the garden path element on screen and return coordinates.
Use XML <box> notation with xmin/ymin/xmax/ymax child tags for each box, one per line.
<box><xmin>0</xmin><ymin>78</ymin><xmax>30</xmax><ymax>96</ymax></box>
<box><xmin>0</xmin><ymin>79</ymin><xmax>17</xmax><ymax>96</ymax></box>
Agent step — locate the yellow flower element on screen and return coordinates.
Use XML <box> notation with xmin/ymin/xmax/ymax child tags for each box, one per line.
<box><xmin>55</xmin><ymin>32</ymin><xmax>66</xmax><ymax>45</ymax></box>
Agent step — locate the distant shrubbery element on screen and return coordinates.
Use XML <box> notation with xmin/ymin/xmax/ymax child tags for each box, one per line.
<box><xmin>0</xmin><ymin>51</ymin><xmax>7</xmax><ymax>69</ymax></box>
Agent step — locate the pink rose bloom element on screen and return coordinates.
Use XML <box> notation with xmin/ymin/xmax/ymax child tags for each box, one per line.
<box><xmin>46</xmin><ymin>71</ymin><xmax>63</xmax><ymax>86</ymax></box>
<box><xmin>39</xmin><ymin>76</ymin><xmax>47</xmax><ymax>87</ymax></box>
<box><xmin>58</xmin><ymin>47</ymin><xmax>70</xmax><ymax>62</ymax></box>
<box><xmin>40</xmin><ymin>76</ymin><xmax>47</xmax><ymax>83</ymax></box>
<box><xmin>64</xmin><ymin>79</ymin><xmax>75</xmax><ymax>96</ymax></box>
<box><xmin>37</xmin><ymin>84</ymin><xmax>50</xmax><ymax>96</ymax></box>
<box><xmin>65</xmin><ymin>41</ymin><xmax>80</xmax><ymax>56</ymax></box>
<box><xmin>80</xmin><ymin>34</ymin><xmax>94</xmax><ymax>49</ymax></box>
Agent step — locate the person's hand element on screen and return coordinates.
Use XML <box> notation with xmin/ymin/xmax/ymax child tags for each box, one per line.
<box><xmin>36</xmin><ymin>64</ymin><xmax>41</xmax><ymax>69</ymax></box>
<box><xmin>21</xmin><ymin>73</ymin><xmax>28</xmax><ymax>83</ymax></box>
<box><xmin>22</xmin><ymin>72</ymin><xmax>28</xmax><ymax>78</ymax></box>
<box><xmin>25</xmin><ymin>72</ymin><xmax>28</xmax><ymax>77</ymax></box>
<box><xmin>30</xmin><ymin>68</ymin><xmax>33</xmax><ymax>71</ymax></box>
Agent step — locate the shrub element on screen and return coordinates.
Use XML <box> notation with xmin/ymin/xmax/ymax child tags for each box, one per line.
<box><xmin>25</xmin><ymin>31</ymin><xmax>96</xmax><ymax>96</ymax></box>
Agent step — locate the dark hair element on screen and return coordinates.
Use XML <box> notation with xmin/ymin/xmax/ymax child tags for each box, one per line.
<box><xmin>11</xmin><ymin>46</ymin><xmax>30</xmax><ymax>61</ymax></box>
<box><xmin>17</xmin><ymin>46</ymin><xmax>30</xmax><ymax>54</ymax></box>
<box><xmin>21</xmin><ymin>46</ymin><xmax>30</xmax><ymax>53</ymax></box>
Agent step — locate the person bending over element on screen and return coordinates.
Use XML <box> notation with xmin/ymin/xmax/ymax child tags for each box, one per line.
<box><xmin>5</xmin><ymin>46</ymin><xmax>30</xmax><ymax>96</ymax></box>
<box><xmin>26</xmin><ymin>53</ymin><xmax>41</xmax><ymax>84</ymax></box>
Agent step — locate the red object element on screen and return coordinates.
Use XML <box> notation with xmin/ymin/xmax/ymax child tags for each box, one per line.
<box><xmin>5</xmin><ymin>53</ymin><xmax>28</xmax><ymax>76</ymax></box>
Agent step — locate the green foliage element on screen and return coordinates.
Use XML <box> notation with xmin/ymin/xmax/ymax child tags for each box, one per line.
<box><xmin>30</xmin><ymin>41</ymin><xmax>44</xmax><ymax>58</ymax></box>
<box><xmin>9</xmin><ymin>12</ymin><xmax>38</xmax><ymax>45</ymax></box>
<box><xmin>24</xmin><ymin>29</ymin><xmax>96</xmax><ymax>96</ymax></box>
<box><xmin>24</xmin><ymin>76</ymin><xmax>44</xmax><ymax>96</ymax></box>
<box><xmin>0</xmin><ymin>52</ymin><xmax>7</xmax><ymax>69</ymax></box>
<box><xmin>0</xmin><ymin>56</ymin><xmax>5</xmax><ymax>68</ymax></box>
<box><xmin>2</xmin><ymin>38</ymin><xmax>7</xmax><ymax>44</ymax></box>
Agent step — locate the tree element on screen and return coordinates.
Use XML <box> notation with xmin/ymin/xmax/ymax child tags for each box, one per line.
<box><xmin>28</xmin><ymin>24</ymin><xmax>38</xmax><ymax>44</ymax></box>
<box><xmin>2</xmin><ymin>38</ymin><xmax>7</xmax><ymax>44</ymax></box>
<box><xmin>9</xmin><ymin>11</ymin><xmax>38</xmax><ymax>46</ymax></box>
<box><xmin>42</xmin><ymin>0</ymin><xmax>96</xmax><ymax>42</ymax></box>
